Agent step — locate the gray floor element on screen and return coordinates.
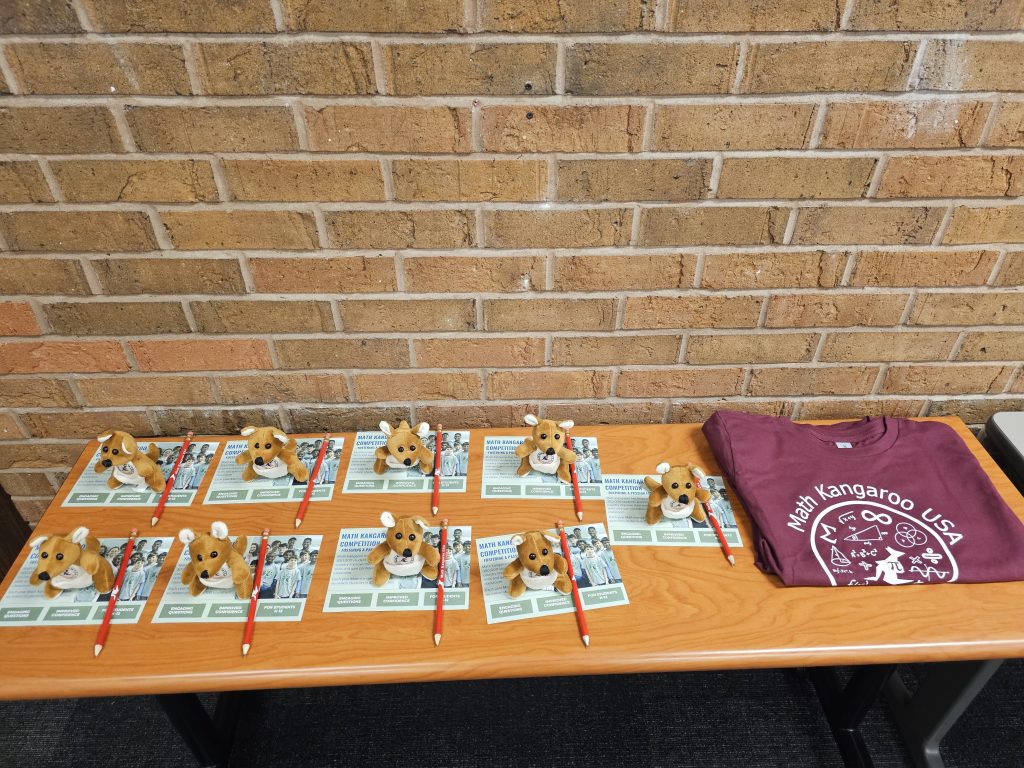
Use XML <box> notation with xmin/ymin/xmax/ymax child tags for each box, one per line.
<box><xmin>1</xmin><ymin>662</ymin><xmax>1021</xmax><ymax>767</ymax></box>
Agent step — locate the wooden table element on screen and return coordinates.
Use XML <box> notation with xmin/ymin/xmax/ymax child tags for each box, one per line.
<box><xmin>2</xmin><ymin>418</ymin><xmax>1022</xmax><ymax>768</ymax></box>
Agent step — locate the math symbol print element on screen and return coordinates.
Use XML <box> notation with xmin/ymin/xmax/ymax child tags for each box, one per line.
<box><xmin>810</xmin><ymin>500</ymin><xmax>959</xmax><ymax>586</ymax></box>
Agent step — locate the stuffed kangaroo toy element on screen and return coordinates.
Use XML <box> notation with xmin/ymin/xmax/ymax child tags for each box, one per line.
<box><xmin>373</xmin><ymin>420</ymin><xmax>433</xmax><ymax>475</ymax></box>
<box><xmin>367</xmin><ymin>511</ymin><xmax>439</xmax><ymax>586</ymax></box>
<box><xmin>236</xmin><ymin>425</ymin><xmax>308</xmax><ymax>482</ymax></box>
<box><xmin>93</xmin><ymin>430</ymin><xmax>165</xmax><ymax>493</ymax></box>
<box><xmin>29</xmin><ymin>527</ymin><xmax>115</xmax><ymax>598</ymax></box>
<box><xmin>503</xmin><ymin>530</ymin><xmax>571</xmax><ymax>598</ymax></box>
<box><xmin>178</xmin><ymin>522</ymin><xmax>251</xmax><ymax>599</ymax></box>
<box><xmin>644</xmin><ymin>463</ymin><xmax>710</xmax><ymax>526</ymax></box>
<box><xmin>515</xmin><ymin>414</ymin><xmax>576</xmax><ymax>484</ymax></box>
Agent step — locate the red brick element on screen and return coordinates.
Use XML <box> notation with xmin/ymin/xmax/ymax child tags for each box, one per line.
<box><xmin>617</xmin><ymin>368</ymin><xmax>745</xmax><ymax>398</ymax></box>
<box><xmin>355</xmin><ymin>372</ymin><xmax>480</xmax><ymax>402</ymax></box>
<box><xmin>43</xmin><ymin>301</ymin><xmax>189</xmax><ymax>335</ymax></box>
<box><xmin>0</xmin><ymin>211</ymin><xmax>157</xmax><ymax>252</ymax></box>
<box><xmin>414</xmin><ymin>338</ymin><xmax>545</xmax><ymax>368</ymax></box>
<box><xmin>275</xmin><ymin>339</ymin><xmax>409</xmax><ymax>370</ymax></box>
<box><xmin>0</xmin><ymin>342</ymin><xmax>129</xmax><ymax>374</ymax></box>
<box><xmin>248</xmin><ymin>256</ymin><xmax>396</xmax><ymax>294</ymax></box>
<box><xmin>623</xmin><ymin>296</ymin><xmax>763</xmax><ymax>329</ymax></box>
<box><xmin>0</xmin><ymin>378</ymin><xmax>78</xmax><ymax>407</ymax></box>
<box><xmin>490</xmin><ymin>370</ymin><xmax>611</xmax><ymax>400</ymax></box>
<box><xmin>131</xmin><ymin>340</ymin><xmax>272</xmax><ymax>372</ymax></box>
<box><xmin>20</xmin><ymin>410</ymin><xmax>152</xmax><ymax>439</ymax></box>
<box><xmin>287</xmin><ymin>406</ymin><xmax>412</xmax><ymax>434</ymax></box>
<box><xmin>0</xmin><ymin>303</ymin><xmax>41</xmax><ymax>336</ymax></box>
<box><xmin>190</xmin><ymin>300</ymin><xmax>334</xmax><ymax>334</ymax></box>
<box><xmin>215</xmin><ymin>374</ymin><xmax>348</xmax><ymax>405</ymax></box>
<box><xmin>77</xmin><ymin>375</ymin><xmax>215</xmax><ymax>406</ymax></box>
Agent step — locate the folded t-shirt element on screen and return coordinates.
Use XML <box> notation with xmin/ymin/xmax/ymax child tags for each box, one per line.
<box><xmin>702</xmin><ymin>411</ymin><xmax>1024</xmax><ymax>587</ymax></box>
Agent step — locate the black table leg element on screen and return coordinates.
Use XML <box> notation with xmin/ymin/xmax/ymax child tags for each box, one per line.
<box><xmin>885</xmin><ymin>659</ymin><xmax>1003</xmax><ymax>768</ymax></box>
<box><xmin>808</xmin><ymin>664</ymin><xmax>898</xmax><ymax>768</ymax></box>
<box><xmin>156</xmin><ymin>692</ymin><xmax>236</xmax><ymax>768</ymax></box>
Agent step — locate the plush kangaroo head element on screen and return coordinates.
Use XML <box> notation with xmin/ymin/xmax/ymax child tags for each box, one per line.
<box><xmin>379</xmin><ymin>420</ymin><xmax>430</xmax><ymax>467</ymax></box>
<box><xmin>511</xmin><ymin>530</ymin><xmax>561</xmax><ymax>578</ymax></box>
<box><xmin>240</xmin><ymin>425</ymin><xmax>290</xmax><ymax>467</ymax></box>
<box><xmin>29</xmin><ymin>527</ymin><xmax>90</xmax><ymax>584</ymax></box>
<box><xmin>179</xmin><ymin>521</ymin><xmax>233</xmax><ymax>580</ymax></box>
<box><xmin>379</xmin><ymin>511</ymin><xmax>430</xmax><ymax>559</ymax></box>
<box><xmin>96</xmin><ymin>430</ymin><xmax>140</xmax><ymax>469</ymax></box>
<box><xmin>523</xmin><ymin>414</ymin><xmax>573</xmax><ymax>456</ymax></box>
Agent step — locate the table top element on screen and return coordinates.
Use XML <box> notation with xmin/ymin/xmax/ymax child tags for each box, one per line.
<box><xmin>2</xmin><ymin>417</ymin><xmax>1023</xmax><ymax>701</ymax></box>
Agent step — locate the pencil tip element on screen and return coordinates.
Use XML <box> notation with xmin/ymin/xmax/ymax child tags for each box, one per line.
<box><xmin>242</xmin><ymin>644</ymin><xmax>250</xmax><ymax>656</ymax></box>
<box><xmin>576</xmin><ymin>512</ymin><xmax>584</xmax><ymax>521</ymax></box>
<box><xmin>294</xmin><ymin>519</ymin><xmax>302</xmax><ymax>529</ymax></box>
<box><xmin>433</xmin><ymin>634</ymin><xmax>441</xmax><ymax>647</ymax></box>
<box><xmin>150</xmin><ymin>517</ymin><xmax>158</xmax><ymax>527</ymax></box>
<box><xmin>431</xmin><ymin>506</ymin><xmax>438</xmax><ymax>515</ymax></box>
<box><xmin>582</xmin><ymin>635</ymin><xmax>590</xmax><ymax>648</ymax></box>
<box><xmin>93</xmin><ymin>644</ymin><xmax>102</xmax><ymax>657</ymax></box>
<box><xmin>727</xmin><ymin>555</ymin><xmax>736</xmax><ymax>566</ymax></box>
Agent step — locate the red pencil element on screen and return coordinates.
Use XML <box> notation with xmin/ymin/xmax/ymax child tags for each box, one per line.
<box><xmin>151</xmin><ymin>431</ymin><xmax>193</xmax><ymax>527</ymax></box>
<box><xmin>564</xmin><ymin>432</ymin><xmax>584</xmax><ymax>522</ymax></box>
<box><xmin>692</xmin><ymin>467</ymin><xmax>735</xmax><ymax>566</ymax></box>
<box><xmin>94</xmin><ymin>527</ymin><xmax>138</xmax><ymax>657</ymax></box>
<box><xmin>433</xmin><ymin>519</ymin><xmax>448</xmax><ymax>647</ymax></box>
<box><xmin>295</xmin><ymin>433</ymin><xmax>330</xmax><ymax>529</ymax></box>
<box><xmin>556</xmin><ymin>520</ymin><xmax>589</xmax><ymax>648</ymax></box>
<box><xmin>431</xmin><ymin>424</ymin><xmax>442</xmax><ymax>516</ymax></box>
<box><xmin>242</xmin><ymin>529</ymin><xmax>270</xmax><ymax>657</ymax></box>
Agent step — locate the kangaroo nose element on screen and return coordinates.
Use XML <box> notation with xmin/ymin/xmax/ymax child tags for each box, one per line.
<box><xmin>102</xmin><ymin>459</ymin><xmax>112</xmax><ymax>468</ymax></box>
<box><xmin>403</xmin><ymin>458</ymin><xmax>412</xmax><ymax>466</ymax></box>
<box><xmin>200</xmin><ymin>570</ymin><xmax>210</xmax><ymax>579</ymax></box>
<box><xmin>254</xmin><ymin>456</ymin><xmax>264</xmax><ymax>465</ymax></box>
<box><xmin>37</xmin><ymin>571</ymin><xmax>50</xmax><ymax>581</ymax></box>
<box><xmin>402</xmin><ymin>548</ymin><xmax>412</xmax><ymax>558</ymax></box>
<box><xmin>678</xmin><ymin>494</ymin><xmax>690</xmax><ymax>504</ymax></box>
<box><xmin>539</xmin><ymin>565</ymin><xmax>550</xmax><ymax>576</ymax></box>
<box><xmin>545</xmin><ymin>447</ymin><xmax>556</xmax><ymax>456</ymax></box>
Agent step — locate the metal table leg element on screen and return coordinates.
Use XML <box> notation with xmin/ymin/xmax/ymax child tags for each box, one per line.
<box><xmin>885</xmin><ymin>659</ymin><xmax>1004</xmax><ymax>768</ymax></box>
<box><xmin>157</xmin><ymin>692</ymin><xmax>244</xmax><ymax>768</ymax></box>
<box><xmin>808</xmin><ymin>664</ymin><xmax>898</xmax><ymax>768</ymax></box>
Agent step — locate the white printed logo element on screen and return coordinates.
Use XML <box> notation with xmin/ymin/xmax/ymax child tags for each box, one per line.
<box><xmin>809</xmin><ymin>501</ymin><xmax>959</xmax><ymax>586</ymax></box>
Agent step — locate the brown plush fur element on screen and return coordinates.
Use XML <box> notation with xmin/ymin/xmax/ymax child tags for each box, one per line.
<box><xmin>92</xmin><ymin>430</ymin><xmax>165</xmax><ymax>493</ymax></box>
<box><xmin>29</xmin><ymin>528</ymin><xmax>115</xmax><ymax>598</ymax></box>
<box><xmin>373</xmin><ymin>420</ymin><xmax>433</xmax><ymax>475</ymax></box>
<box><xmin>367</xmin><ymin>512</ymin><xmax>439</xmax><ymax>586</ymax></box>
<box><xmin>179</xmin><ymin>522</ymin><xmax>252</xmax><ymax>600</ymax></box>
<box><xmin>235</xmin><ymin>425</ymin><xmax>308</xmax><ymax>482</ymax></box>
<box><xmin>643</xmin><ymin>463</ymin><xmax>710</xmax><ymax>526</ymax></box>
<box><xmin>502</xmin><ymin>530</ymin><xmax>571</xmax><ymax>598</ymax></box>
<box><xmin>514</xmin><ymin>414</ymin><xmax>576</xmax><ymax>484</ymax></box>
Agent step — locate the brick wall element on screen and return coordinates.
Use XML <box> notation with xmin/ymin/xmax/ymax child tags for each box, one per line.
<box><xmin>1</xmin><ymin>0</ymin><xmax>1023</xmax><ymax>521</ymax></box>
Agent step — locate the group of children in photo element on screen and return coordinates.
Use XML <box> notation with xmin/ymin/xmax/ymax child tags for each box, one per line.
<box><xmin>97</xmin><ymin>539</ymin><xmax>170</xmax><ymax>602</ymax></box>
<box><xmin>424</xmin><ymin>433</ymin><xmax>470</xmax><ymax>477</ymax></box>
<box><xmin>155</xmin><ymin>444</ymin><xmax>214</xmax><ymax>490</ymax></box>
<box><xmin>251</xmin><ymin>537</ymin><xmax>319</xmax><ymax>600</ymax></box>
<box><xmin>564</xmin><ymin>527</ymin><xmax>621</xmax><ymax>588</ymax></box>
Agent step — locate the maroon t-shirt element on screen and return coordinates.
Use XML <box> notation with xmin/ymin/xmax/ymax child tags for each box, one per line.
<box><xmin>702</xmin><ymin>411</ymin><xmax>1024</xmax><ymax>587</ymax></box>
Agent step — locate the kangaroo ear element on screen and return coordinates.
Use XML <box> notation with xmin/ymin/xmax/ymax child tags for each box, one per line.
<box><xmin>240</xmin><ymin>426</ymin><xmax>257</xmax><ymax>437</ymax></box>
<box><xmin>30</xmin><ymin>535</ymin><xmax>48</xmax><ymax>549</ymax></box>
<box><xmin>211</xmin><ymin>521</ymin><xmax>228</xmax><ymax>539</ymax></box>
<box><xmin>121</xmin><ymin>434</ymin><xmax>137</xmax><ymax>455</ymax></box>
<box><xmin>378</xmin><ymin>421</ymin><xmax>393</xmax><ymax>437</ymax></box>
<box><xmin>380</xmin><ymin>511</ymin><xmax>396</xmax><ymax>528</ymax></box>
<box><xmin>543</xmin><ymin>533</ymin><xmax>560</xmax><ymax>545</ymax></box>
<box><xmin>415</xmin><ymin>422</ymin><xmax>430</xmax><ymax>439</ymax></box>
<box><xmin>689</xmin><ymin>465</ymin><xmax>707</xmax><ymax>482</ymax></box>
<box><xmin>178</xmin><ymin>528</ymin><xmax>195</xmax><ymax>545</ymax></box>
<box><xmin>69</xmin><ymin>527</ymin><xmax>89</xmax><ymax>545</ymax></box>
<box><xmin>412</xmin><ymin>516</ymin><xmax>429</xmax><ymax>531</ymax></box>
<box><xmin>523</xmin><ymin>414</ymin><xmax>539</xmax><ymax>426</ymax></box>
<box><xmin>655</xmin><ymin>462</ymin><xmax>672</xmax><ymax>475</ymax></box>
<box><xmin>510</xmin><ymin>534</ymin><xmax>524</xmax><ymax>547</ymax></box>
<box><xmin>558</xmin><ymin>420</ymin><xmax>574</xmax><ymax>430</ymax></box>
<box><xmin>96</xmin><ymin>432</ymin><xmax>113</xmax><ymax>443</ymax></box>
<box><xmin>272</xmin><ymin>431</ymin><xmax>289</xmax><ymax>446</ymax></box>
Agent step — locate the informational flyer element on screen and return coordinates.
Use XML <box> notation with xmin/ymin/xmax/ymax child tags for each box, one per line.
<box><xmin>480</xmin><ymin>436</ymin><xmax>605</xmax><ymax>499</ymax></box>
<box><xmin>476</xmin><ymin>523</ymin><xmax>627</xmax><ymax>624</ymax></box>
<box><xmin>0</xmin><ymin>536</ymin><xmax>171</xmax><ymax>626</ymax></box>
<box><xmin>603</xmin><ymin>474</ymin><xmax>744</xmax><ymax>548</ymax></box>
<box><xmin>202</xmin><ymin>438</ymin><xmax>343</xmax><ymax>505</ymax></box>
<box><xmin>323</xmin><ymin>525</ymin><xmax>472</xmax><ymax>612</ymax></box>
<box><xmin>153</xmin><ymin>534</ymin><xmax>323</xmax><ymax>623</ymax></box>
<box><xmin>62</xmin><ymin>440</ymin><xmax>220</xmax><ymax>507</ymax></box>
<box><xmin>343</xmin><ymin>430</ymin><xmax>470</xmax><ymax>494</ymax></box>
